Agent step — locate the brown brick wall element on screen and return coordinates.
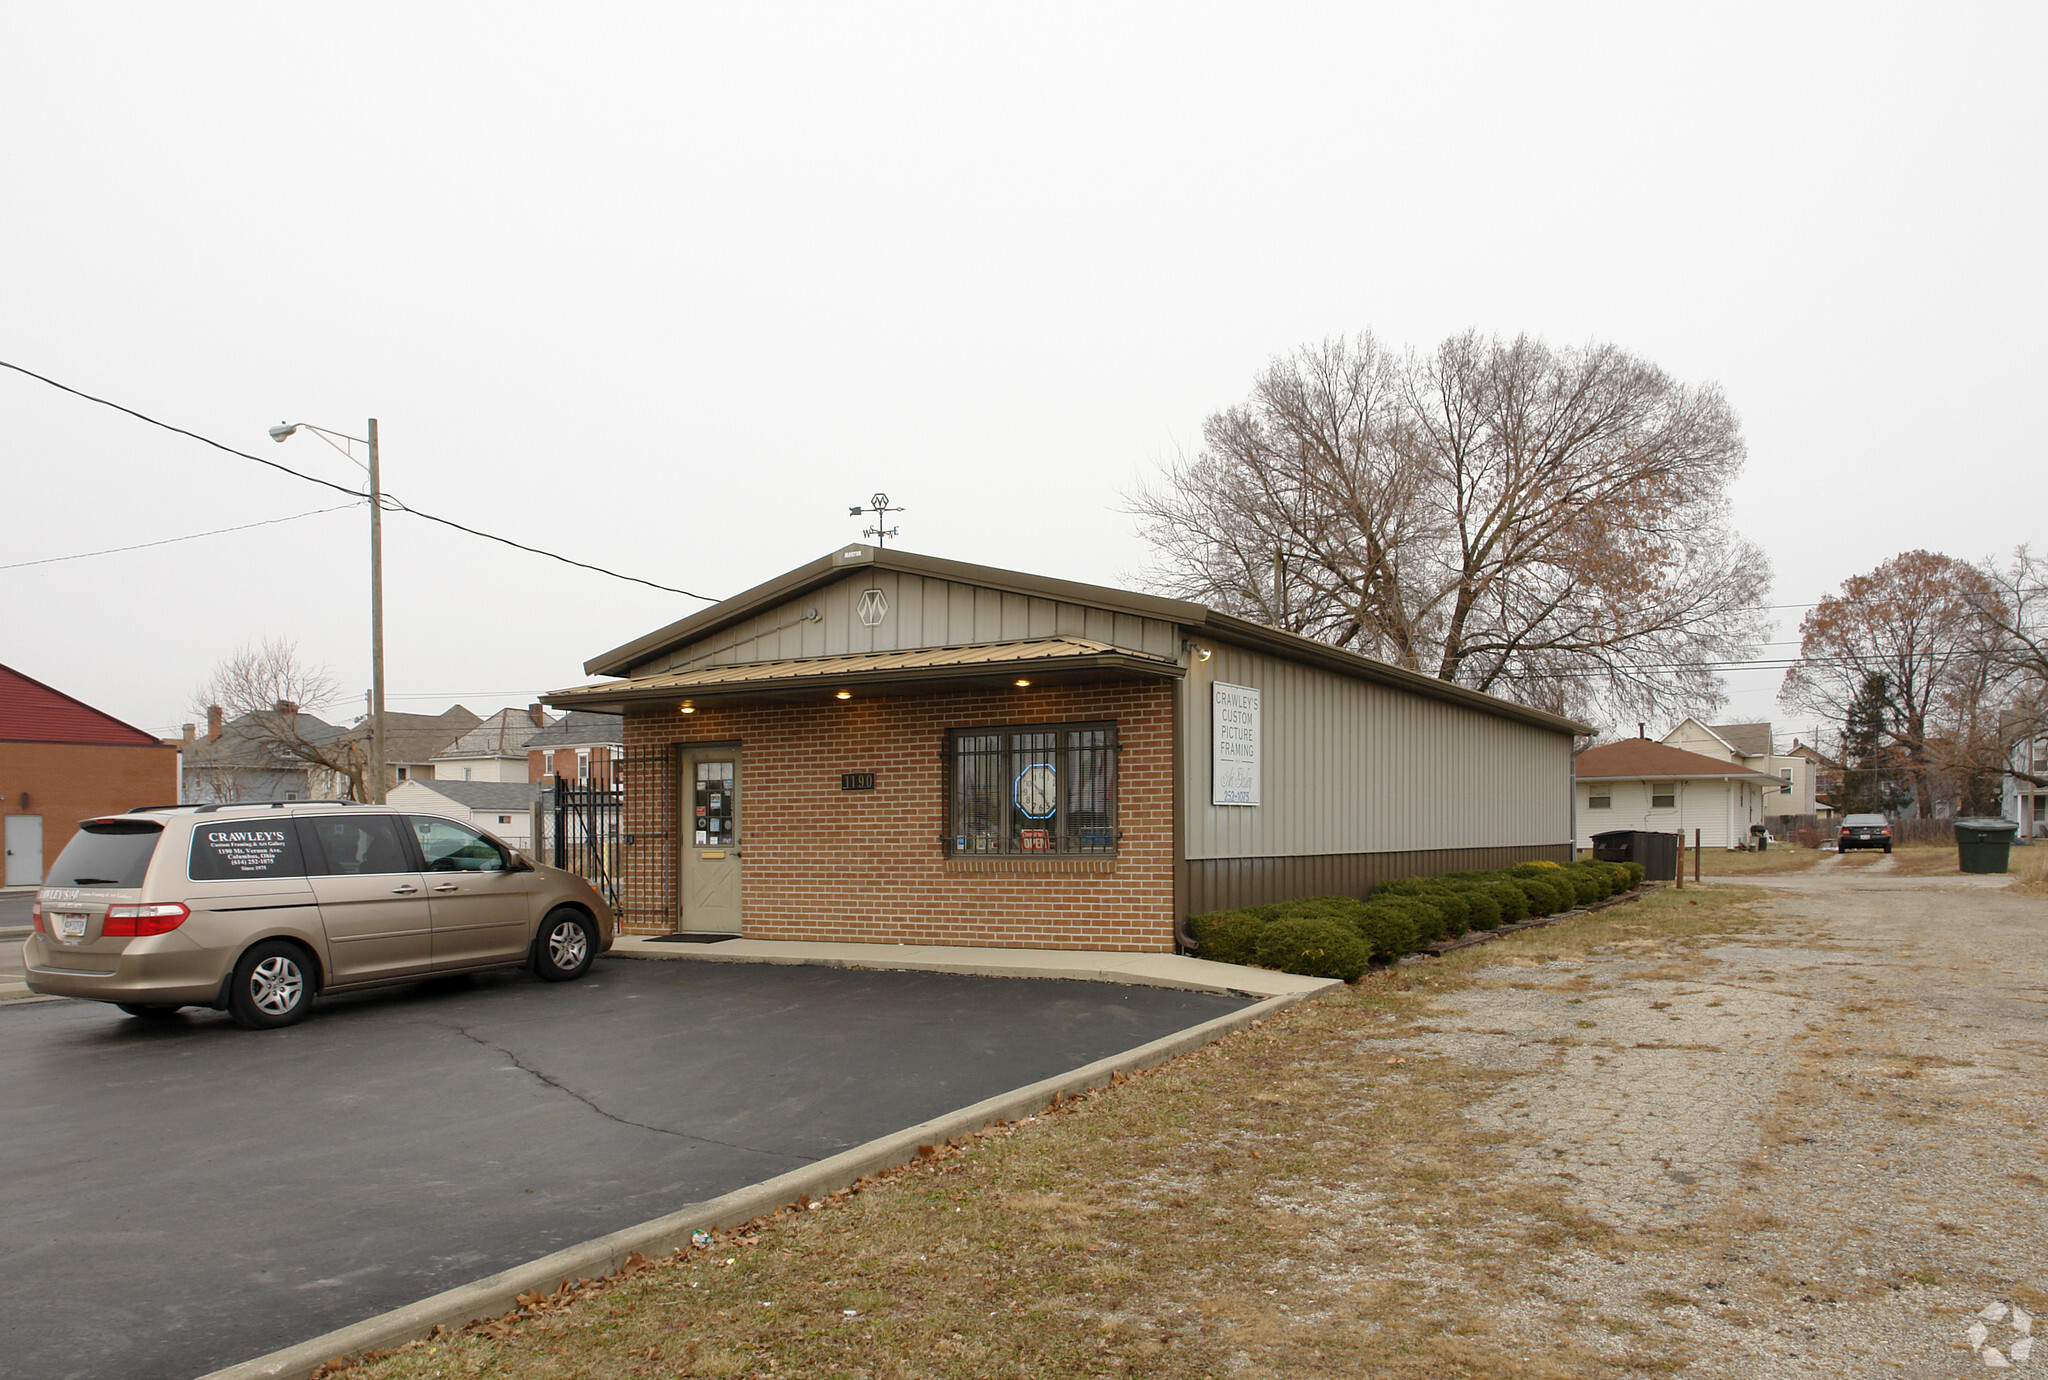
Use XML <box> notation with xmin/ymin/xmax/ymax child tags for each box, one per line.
<box><xmin>0</xmin><ymin>740</ymin><xmax>180</xmax><ymax>882</ymax></box>
<box><xmin>620</xmin><ymin>680</ymin><xmax>1177</xmax><ymax>952</ymax></box>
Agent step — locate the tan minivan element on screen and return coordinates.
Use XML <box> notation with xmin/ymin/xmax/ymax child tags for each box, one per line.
<box><xmin>24</xmin><ymin>802</ymin><xmax>615</xmax><ymax>1028</ymax></box>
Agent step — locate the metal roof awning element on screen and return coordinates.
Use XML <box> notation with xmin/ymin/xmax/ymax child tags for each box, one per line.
<box><xmin>544</xmin><ymin>637</ymin><xmax>1185</xmax><ymax>712</ymax></box>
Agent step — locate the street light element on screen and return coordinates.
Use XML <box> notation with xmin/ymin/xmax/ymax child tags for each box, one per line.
<box><xmin>270</xmin><ymin>418</ymin><xmax>387</xmax><ymax>804</ymax></box>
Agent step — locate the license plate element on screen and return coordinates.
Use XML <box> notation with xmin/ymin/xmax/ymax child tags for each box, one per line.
<box><xmin>59</xmin><ymin>913</ymin><xmax>88</xmax><ymax>940</ymax></box>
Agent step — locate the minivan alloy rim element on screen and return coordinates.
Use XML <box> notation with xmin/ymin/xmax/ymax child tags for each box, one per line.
<box><xmin>549</xmin><ymin>921</ymin><xmax>588</xmax><ymax>970</ymax></box>
<box><xmin>250</xmin><ymin>956</ymin><xmax>303</xmax><ymax>1014</ymax></box>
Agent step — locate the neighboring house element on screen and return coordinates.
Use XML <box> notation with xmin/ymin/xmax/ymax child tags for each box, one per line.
<box><xmin>332</xmin><ymin>706</ymin><xmax>483</xmax><ymax>795</ymax></box>
<box><xmin>2002</xmin><ymin>728</ymin><xmax>2048</xmax><ymax>838</ymax></box>
<box><xmin>388</xmin><ymin>777</ymin><xmax>539</xmax><ymax>850</ymax></box>
<box><xmin>432</xmin><ymin>705</ymin><xmax>554</xmax><ymax>784</ymax></box>
<box><xmin>1787</xmin><ymin>739</ymin><xmax>1841</xmax><ymax>818</ymax></box>
<box><xmin>181</xmin><ymin>703</ymin><xmax>348</xmax><ymax>804</ymax></box>
<box><xmin>0</xmin><ymin>662</ymin><xmax>178</xmax><ymax>886</ymax></box>
<box><xmin>526</xmin><ymin>711</ymin><xmax>624</xmax><ymax>789</ymax></box>
<box><xmin>1661</xmin><ymin>719</ymin><xmax>1816</xmax><ymax>822</ymax></box>
<box><xmin>1575</xmin><ymin>736</ymin><xmax>1777</xmax><ymax>850</ymax></box>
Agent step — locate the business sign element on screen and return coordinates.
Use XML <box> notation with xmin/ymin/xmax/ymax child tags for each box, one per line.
<box><xmin>1212</xmin><ymin>682</ymin><xmax>1261</xmax><ymax>806</ymax></box>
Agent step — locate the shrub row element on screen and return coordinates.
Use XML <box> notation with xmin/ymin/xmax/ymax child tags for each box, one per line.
<box><xmin>1188</xmin><ymin>857</ymin><xmax>1644</xmax><ymax>983</ymax></box>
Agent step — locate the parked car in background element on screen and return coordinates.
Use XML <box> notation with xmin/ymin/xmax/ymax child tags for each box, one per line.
<box><xmin>1837</xmin><ymin>813</ymin><xmax>1893</xmax><ymax>854</ymax></box>
<box><xmin>22</xmin><ymin>802</ymin><xmax>614</xmax><ymax>1028</ymax></box>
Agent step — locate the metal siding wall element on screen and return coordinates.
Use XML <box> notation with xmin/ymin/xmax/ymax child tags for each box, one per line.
<box><xmin>1186</xmin><ymin>843</ymin><xmax>1575</xmax><ymax>914</ymax></box>
<box><xmin>636</xmin><ymin>573</ymin><xmax>1181</xmax><ymax>674</ymax></box>
<box><xmin>1181</xmin><ymin>641</ymin><xmax>1572</xmax><ymax>861</ymax></box>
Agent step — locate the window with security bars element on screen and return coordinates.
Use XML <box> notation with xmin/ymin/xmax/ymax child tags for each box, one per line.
<box><xmin>946</xmin><ymin>721</ymin><xmax>1118</xmax><ymax>856</ymax></box>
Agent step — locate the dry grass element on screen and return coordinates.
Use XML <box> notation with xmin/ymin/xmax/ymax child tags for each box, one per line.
<box><xmin>2010</xmin><ymin>843</ymin><xmax>2048</xmax><ymax>893</ymax></box>
<box><xmin>337</xmin><ymin>887</ymin><xmax>1766</xmax><ymax>1380</ymax></box>
<box><xmin>1690</xmin><ymin>847</ymin><xmax>1825</xmax><ymax>877</ymax></box>
<box><xmin>1886</xmin><ymin>844</ymin><xmax>1959</xmax><ymax>878</ymax></box>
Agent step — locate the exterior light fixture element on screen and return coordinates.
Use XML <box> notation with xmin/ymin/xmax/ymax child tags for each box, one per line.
<box><xmin>679</xmin><ymin>703</ymin><xmax>696</xmax><ymax>715</ymax></box>
<box><xmin>1196</xmin><ymin>644</ymin><xmax>1213</xmax><ymax>662</ymax></box>
<box><xmin>835</xmin><ymin>690</ymin><xmax>852</xmax><ymax>700</ymax></box>
<box><xmin>1014</xmin><ymin>678</ymin><xmax>1031</xmax><ymax>687</ymax></box>
<box><xmin>266</xmin><ymin>423</ymin><xmax>299</xmax><ymax>442</ymax></box>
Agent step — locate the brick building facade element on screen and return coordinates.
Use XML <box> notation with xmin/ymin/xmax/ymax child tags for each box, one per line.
<box><xmin>619</xmin><ymin>680</ymin><xmax>1174</xmax><ymax>948</ymax></box>
<box><xmin>0</xmin><ymin>664</ymin><xmax>179</xmax><ymax>886</ymax></box>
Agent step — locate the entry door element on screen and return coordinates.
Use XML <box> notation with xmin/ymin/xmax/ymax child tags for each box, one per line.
<box><xmin>5</xmin><ymin>816</ymin><xmax>42</xmax><ymax>887</ymax></box>
<box><xmin>680</xmin><ymin>750</ymin><xmax>741</xmax><ymax>934</ymax></box>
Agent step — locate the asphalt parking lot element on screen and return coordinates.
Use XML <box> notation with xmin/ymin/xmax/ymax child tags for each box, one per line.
<box><xmin>0</xmin><ymin>954</ymin><xmax>1247</xmax><ymax>1380</ymax></box>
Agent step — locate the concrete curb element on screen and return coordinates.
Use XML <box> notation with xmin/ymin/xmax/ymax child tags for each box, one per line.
<box><xmin>196</xmin><ymin>984</ymin><xmax>1324</xmax><ymax>1380</ymax></box>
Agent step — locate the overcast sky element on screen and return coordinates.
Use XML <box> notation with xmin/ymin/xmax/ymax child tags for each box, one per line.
<box><xmin>4</xmin><ymin>3</ymin><xmax>2041</xmax><ymax>747</ymax></box>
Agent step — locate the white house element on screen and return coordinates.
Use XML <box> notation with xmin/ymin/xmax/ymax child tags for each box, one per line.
<box><xmin>430</xmin><ymin>706</ymin><xmax>554</xmax><ymax>784</ymax></box>
<box><xmin>2003</xmin><ymin>727</ymin><xmax>2047</xmax><ymax>837</ymax></box>
<box><xmin>387</xmin><ymin>778</ymin><xmax>539</xmax><ymax>850</ymax></box>
<box><xmin>1662</xmin><ymin>718</ymin><xmax>1817</xmax><ymax>820</ymax></box>
<box><xmin>1575</xmin><ymin>737</ymin><xmax>1777</xmax><ymax>850</ymax></box>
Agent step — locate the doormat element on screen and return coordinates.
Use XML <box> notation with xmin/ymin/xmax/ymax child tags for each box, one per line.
<box><xmin>646</xmin><ymin>932</ymin><xmax>741</xmax><ymax>944</ymax></box>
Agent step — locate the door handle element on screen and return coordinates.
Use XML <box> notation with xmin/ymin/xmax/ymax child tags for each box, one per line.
<box><xmin>390</xmin><ymin>885</ymin><xmax>420</xmax><ymax>894</ymax></box>
<box><xmin>431</xmin><ymin>883</ymin><xmax>460</xmax><ymax>893</ymax></box>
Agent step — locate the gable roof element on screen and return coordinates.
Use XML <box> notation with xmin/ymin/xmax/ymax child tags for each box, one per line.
<box><xmin>0</xmin><ymin>663</ymin><xmax>165</xmax><ymax>747</ymax></box>
<box><xmin>525</xmin><ymin>711</ymin><xmax>624</xmax><ymax>749</ymax></box>
<box><xmin>1576</xmin><ymin>739</ymin><xmax>1778</xmax><ymax>782</ymax></box>
<box><xmin>183</xmin><ymin>710</ymin><xmax>347</xmax><ymax>769</ymax></box>
<box><xmin>397</xmin><ymin>778</ymin><xmax>539</xmax><ymax>812</ymax></box>
<box><xmin>335</xmin><ymin>707</ymin><xmax>482</xmax><ymax>765</ymax></box>
<box><xmin>573</xmin><ymin>545</ymin><xmax>1592</xmax><ymax>737</ymax></box>
<box><xmin>436</xmin><ymin>707</ymin><xmax>553</xmax><ymax>760</ymax></box>
<box><xmin>1706</xmin><ymin>722</ymin><xmax>1775</xmax><ymax>758</ymax></box>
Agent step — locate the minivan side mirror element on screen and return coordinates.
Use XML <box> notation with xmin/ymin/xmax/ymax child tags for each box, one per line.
<box><xmin>506</xmin><ymin>852</ymin><xmax>535</xmax><ymax>873</ymax></box>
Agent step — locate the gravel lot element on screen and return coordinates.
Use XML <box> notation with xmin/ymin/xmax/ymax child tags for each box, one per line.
<box><xmin>1399</xmin><ymin>860</ymin><xmax>2046</xmax><ymax>1375</ymax></box>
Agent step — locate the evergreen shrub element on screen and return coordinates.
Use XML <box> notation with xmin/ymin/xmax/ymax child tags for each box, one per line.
<box><xmin>1252</xmin><ymin>916</ymin><xmax>1370</xmax><ymax>982</ymax></box>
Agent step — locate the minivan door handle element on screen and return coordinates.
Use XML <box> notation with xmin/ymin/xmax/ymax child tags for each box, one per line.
<box><xmin>390</xmin><ymin>884</ymin><xmax>420</xmax><ymax>894</ymax></box>
<box><xmin>430</xmin><ymin>883</ymin><xmax>460</xmax><ymax>893</ymax></box>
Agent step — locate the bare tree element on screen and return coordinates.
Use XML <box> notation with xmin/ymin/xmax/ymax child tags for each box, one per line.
<box><xmin>1780</xmin><ymin>551</ymin><xmax>2011</xmax><ymax>817</ymax></box>
<box><xmin>1128</xmin><ymin>332</ymin><xmax>1770</xmax><ymax>725</ymax></box>
<box><xmin>188</xmin><ymin>638</ymin><xmax>368</xmax><ymax>802</ymax></box>
<box><xmin>1957</xmin><ymin>546</ymin><xmax>2048</xmax><ymax>808</ymax></box>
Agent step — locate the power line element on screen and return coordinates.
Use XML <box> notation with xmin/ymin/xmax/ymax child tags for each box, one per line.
<box><xmin>0</xmin><ymin>359</ymin><xmax>718</xmax><ymax>602</ymax></box>
<box><xmin>0</xmin><ymin>504</ymin><xmax>359</xmax><ymax>570</ymax></box>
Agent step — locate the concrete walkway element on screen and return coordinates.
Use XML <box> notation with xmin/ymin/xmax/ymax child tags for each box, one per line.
<box><xmin>609</xmin><ymin>933</ymin><xmax>1337</xmax><ymax>999</ymax></box>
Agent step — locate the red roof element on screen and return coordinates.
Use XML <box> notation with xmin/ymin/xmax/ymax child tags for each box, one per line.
<box><xmin>1574</xmin><ymin>738</ymin><xmax>1770</xmax><ymax>781</ymax></box>
<box><xmin>0</xmin><ymin>663</ymin><xmax>162</xmax><ymax>746</ymax></box>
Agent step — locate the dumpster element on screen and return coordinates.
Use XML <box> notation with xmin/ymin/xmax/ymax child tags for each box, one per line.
<box><xmin>1954</xmin><ymin>817</ymin><xmax>2018</xmax><ymax>874</ymax></box>
<box><xmin>1590</xmin><ymin>829</ymin><xmax>1679</xmax><ymax>881</ymax></box>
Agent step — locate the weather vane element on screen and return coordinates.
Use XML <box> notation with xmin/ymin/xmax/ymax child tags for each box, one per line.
<box><xmin>848</xmin><ymin>491</ymin><xmax>903</xmax><ymax>547</ymax></box>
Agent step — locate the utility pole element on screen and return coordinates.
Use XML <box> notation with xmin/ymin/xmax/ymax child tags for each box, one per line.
<box><xmin>368</xmin><ymin>418</ymin><xmax>387</xmax><ymax>804</ymax></box>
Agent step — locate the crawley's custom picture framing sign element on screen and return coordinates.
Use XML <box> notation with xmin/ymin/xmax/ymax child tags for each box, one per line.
<box><xmin>1211</xmin><ymin>682</ymin><xmax>1261</xmax><ymax>806</ymax></box>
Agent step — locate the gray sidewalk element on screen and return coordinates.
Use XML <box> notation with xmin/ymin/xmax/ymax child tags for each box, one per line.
<box><xmin>608</xmin><ymin>933</ymin><xmax>1337</xmax><ymax>999</ymax></box>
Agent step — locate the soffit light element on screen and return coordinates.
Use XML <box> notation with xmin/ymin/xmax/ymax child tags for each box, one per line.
<box><xmin>835</xmin><ymin>690</ymin><xmax>852</xmax><ymax>700</ymax></box>
<box><xmin>679</xmin><ymin>703</ymin><xmax>696</xmax><ymax>714</ymax></box>
<box><xmin>1014</xmin><ymin>678</ymin><xmax>1031</xmax><ymax>687</ymax></box>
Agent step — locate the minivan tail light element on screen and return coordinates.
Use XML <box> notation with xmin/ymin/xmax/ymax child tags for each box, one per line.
<box><xmin>103</xmin><ymin>903</ymin><xmax>190</xmax><ymax>937</ymax></box>
<box><xmin>31</xmin><ymin>899</ymin><xmax>44</xmax><ymax>934</ymax></box>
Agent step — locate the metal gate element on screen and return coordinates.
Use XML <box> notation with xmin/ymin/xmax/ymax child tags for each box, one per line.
<box><xmin>537</xmin><ymin>778</ymin><xmax>624</xmax><ymax>909</ymax></box>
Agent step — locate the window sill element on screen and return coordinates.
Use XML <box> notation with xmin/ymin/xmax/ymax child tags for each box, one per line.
<box><xmin>943</xmin><ymin>856</ymin><xmax>1118</xmax><ymax>875</ymax></box>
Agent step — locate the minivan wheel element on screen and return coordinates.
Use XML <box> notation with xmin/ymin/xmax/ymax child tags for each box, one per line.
<box><xmin>117</xmin><ymin>1003</ymin><xmax>183</xmax><ymax>1022</ymax></box>
<box><xmin>535</xmin><ymin>909</ymin><xmax>596</xmax><ymax>982</ymax></box>
<box><xmin>229</xmin><ymin>940</ymin><xmax>313</xmax><ymax>1029</ymax></box>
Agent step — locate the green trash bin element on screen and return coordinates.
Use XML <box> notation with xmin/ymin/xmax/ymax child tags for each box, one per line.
<box><xmin>1954</xmin><ymin>817</ymin><xmax>2019</xmax><ymax>874</ymax></box>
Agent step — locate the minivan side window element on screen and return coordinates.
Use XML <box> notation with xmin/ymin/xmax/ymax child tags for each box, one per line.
<box><xmin>408</xmin><ymin>816</ymin><xmax>507</xmax><ymax>873</ymax></box>
<box><xmin>189</xmin><ymin>821</ymin><xmax>307</xmax><ymax>881</ymax></box>
<box><xmin>301</xmin><ymin>816</ymin><xmax>415</xmax><ymax>877</ymax></box>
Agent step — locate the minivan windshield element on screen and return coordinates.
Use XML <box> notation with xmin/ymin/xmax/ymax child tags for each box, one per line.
<box><xmin>44</xmin><ymin>820</ymin><xmax>163</xmax><ymax>888</ymax></box>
